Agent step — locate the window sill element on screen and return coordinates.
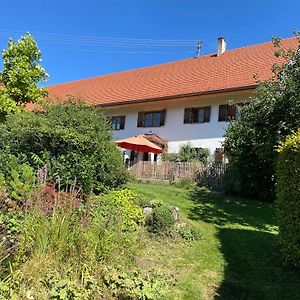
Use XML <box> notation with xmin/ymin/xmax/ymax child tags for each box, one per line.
<box><xmin>183</xmin><ymin>122</ymin><xmax>210</xmax><ymax>125</ymax></box>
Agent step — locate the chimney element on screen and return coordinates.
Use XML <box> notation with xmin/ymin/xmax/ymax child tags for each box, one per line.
<box><xmin>217</xmin><ymin>37</ymin><xmax>226</xmax><ymax>55</ymax></box>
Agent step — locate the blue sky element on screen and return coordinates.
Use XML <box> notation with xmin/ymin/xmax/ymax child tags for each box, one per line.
<box><xmin>0</xmin><ymin>0</ymin><xmax>299</xmax><ymax>86</ymax></box>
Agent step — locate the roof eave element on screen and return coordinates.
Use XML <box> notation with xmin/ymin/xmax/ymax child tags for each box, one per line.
<box><xmin>99</xmin><ymin>84</ymin><xmax>257</xmax><ymax>108</ymax></box>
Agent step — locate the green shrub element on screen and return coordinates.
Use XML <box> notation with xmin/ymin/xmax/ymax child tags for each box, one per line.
<box><xmin>147</xmin><ymin>205</ymin><xmax>176</xmax><ymax>234</ymax></box>
<box><xmin>148</xmin><ymin>199</ymin><xmax>164</xmax><ymax>208</ymax></box>
<box><xmin>276</xmin><ymin>130</ymin><xmax>300</xmax><ymax>267</ymax></box>
<box><xmin>178</xmin><ymin>225</ymin><xmax>202</xmax><ymax>242</ymax></box>
<box><xmin>179</xmin><ymin>143</ymin><xmax>210</xmax><ymax>163</ymax></box>
<box><xmin>162</xmin><ymin>144</ymin><xmax>210</xmax><ymax>163</ymax></box>
<box><xmin>0</xmin><ymin>102</ymin><xmax>127</xmax><ymax>194</ymax></box>
<box><xmin>102</xmin><ymin>266</ymin><xmax>167</xmax><ymax>300</ymax></box>
<box><xmin>95</xmin><ymin>189</ymin><xmax>144</xmax><ymax>232</ymax></box>
<box><xmin>161</xmin><ymin>152</ymin><xmax>179</xmax><ymax>162</ymax></box>
<box><xmin>0</xmin><ymin>211</ymin><xmax>23</xmax><ymax>246</ymax></box>
<box><xmin>172</xmin><ymin>178</ymin><xmax>196</xmax><ymax>190</ymax></box>
<box><xmin>0</xmin><ymin>152</ymin><xmax>35</xmax><ymax>206</ymax></box>
<box><xmin>195</xmin><ymin>185</ymin><xmax>211</xmax><ymax>194</ymax></box>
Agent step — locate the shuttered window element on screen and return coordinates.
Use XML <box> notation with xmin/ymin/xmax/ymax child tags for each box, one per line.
<box><xmin>111</xmin><ymin>115</ymin><xmax>125</xmax><ymax>130</ymax></box>
<box><xmin>184</xmin><ymin>106</ymin><xmax>211</xmax><ymax>124</ymax></box>
<box><xmin>137</xmin><ymin>110</ymin><xmax>166</xmax><ymax>127</ymax></box>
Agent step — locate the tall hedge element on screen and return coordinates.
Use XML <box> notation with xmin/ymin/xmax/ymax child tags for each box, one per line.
<box><xmin>0</xmin><ymin>102</ymin><xmax>127</xmax><ymax>193</ymax></box>
<box><xmin>276</xmin><ymin>130</ymin><xmax>300</xmax><ymax>267</ymax></box>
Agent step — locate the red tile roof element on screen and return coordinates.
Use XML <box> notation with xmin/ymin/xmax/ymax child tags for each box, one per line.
<box><xmin>47</xmin><ymin>37</ymin><xmax>299</xmax><ymax>107</ymax></box>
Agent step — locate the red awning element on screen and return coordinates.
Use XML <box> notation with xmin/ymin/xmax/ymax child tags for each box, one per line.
<box><xmin>115</xmin><ymin>135</ymin><xmax>163</xmax><ymax>154</ymax></box>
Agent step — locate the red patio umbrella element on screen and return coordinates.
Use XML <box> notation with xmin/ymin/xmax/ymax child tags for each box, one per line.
<box><xmin>115</xmin><ymin>135</ymin><xmax>163</xmax><ymax>154</ymax></box>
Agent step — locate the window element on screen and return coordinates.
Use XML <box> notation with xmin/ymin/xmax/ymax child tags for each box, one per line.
<box><xmin>215</xmin><ymin>148</ymin><xmax>225</xmax><ymax>163</ymax></box>
<box><xmin>218</xmin><ymin>103</ymin><xmax>245</xmax><ymax>122</ymax></box>
<box><xmin>111</xmin><ymin>115</ymin><xmax>125</xmax><ymax>130</ymax></box>
<box><xmin>184</xmin><ymin>106</ymin><xmax>211</xmax><ymax>124</ymax></box>
<box><xmin>137</xmin><ymin>110</ymin><xmax>166</xmax><ymax>127</ymax></box>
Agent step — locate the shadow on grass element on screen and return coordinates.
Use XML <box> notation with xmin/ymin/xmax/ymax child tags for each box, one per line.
<box><xmin>187</xmin><ymin>188</ymin><xmax>300</xmax><ymax>300</ymax></box>
<box><xmin>215</xmin><ymin>228</ymin><xmax>300</xmax><ymax>300</ymax></box>
<box><xmin>187</xmin><ymin>189</ymin><xmax>276</xmax><ymax>231</ymax></box>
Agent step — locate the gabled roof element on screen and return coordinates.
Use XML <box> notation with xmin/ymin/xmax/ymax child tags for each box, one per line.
<box><xmin>47</xmin><ymin>37</ymin><xmax>299</xmax><ymax>107</ymax></box>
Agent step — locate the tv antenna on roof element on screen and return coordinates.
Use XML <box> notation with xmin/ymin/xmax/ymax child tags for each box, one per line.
<box><xmin>196</xmin><ymin>41</ymin><xmax>202</xmax><ymax>57</ymax></box>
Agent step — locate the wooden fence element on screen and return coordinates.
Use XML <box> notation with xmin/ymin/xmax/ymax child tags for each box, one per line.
<box><xmin>128</xmin><ymin>161</ymin><xmax>227</xmax><ymax>188</ymax></box>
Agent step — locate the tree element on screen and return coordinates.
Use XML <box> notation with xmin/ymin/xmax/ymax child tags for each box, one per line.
<box><xmin>223</xmin><ymin>36</ymin><xmax>300</xmax><ymax>201</ymax></box>
<box><xmin>0</xmin><ymin>33</ymin><xmax>48</xmax><ymax>120</ymax></box>
<box><xmin>0</xmin><ymin>101</ymin><xmax>127</xmax><ymax>194</ymax></box>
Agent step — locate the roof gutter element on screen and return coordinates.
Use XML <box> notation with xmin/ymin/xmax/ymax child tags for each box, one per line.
<box><xmin>99</xmin><ymin>84</ymin><xmax>257</xmax><ymax>108</ymax></box>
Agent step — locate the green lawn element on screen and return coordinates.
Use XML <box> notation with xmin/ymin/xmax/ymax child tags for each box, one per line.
<box><xmin>129</xmin><ymin>182</ymin><xmax>300</xmax><ymax>300</ymax></box>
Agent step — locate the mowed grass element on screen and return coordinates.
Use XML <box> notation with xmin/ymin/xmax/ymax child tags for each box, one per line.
<box><xmin>129</xmin><ymin>182</ymin><xmax>300</xmax><ymax>300</ymax></box>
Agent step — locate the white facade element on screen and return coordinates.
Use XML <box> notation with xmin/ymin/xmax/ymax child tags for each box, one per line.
<box><xmin>104</xmin><ymin>89</ymin><xmax>253</xmax><ymax>156</ymax></box>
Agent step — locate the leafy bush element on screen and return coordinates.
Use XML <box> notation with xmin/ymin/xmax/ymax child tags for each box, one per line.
<box><xmin>102</xmin><ymin>266</ymin><xmax>167</xmax><ymax>300</ymax></box>
<box><xmin>95</xmin><ymin>189</ymin><xmax>144</xmax><ymax>231</ymax></box>
<box><xmin>0</xmin><ymin>102</ymin><xmax>127</xmax><ymax>193</ymax></box>
<box><xmin>178</xmin><ymin>143</ymin><xmax>210</xmax><ymax>163</ymax></box>
<box><xmin>148</xmin><ymin>199</ymin><xmax>164</xmax><ymax>208</ymax></box>
<box><xmin>224</xmin><ymin>38</ymin><xmax>300</xmax><ymax>201</ymax></box>
<box><xmin>0</xmin><ymin>152</ymin><xmax>35</xmax><ymax>206</ymax></box>
<box><xmin>276</xmin><ymin>130</ymin><xmax>300</xmax><ymax>267</ymax></box>
<box><xmin>171</xmin><ymin>178</ymin><xmax>196</xmax><ymax>190</ymax></box>
<box><xmin>0</xmin><ymin>211</ymin><xmax>23</xmax><ymax>246</ymax></box>
<box><xmin>178</xmin><ymin>225</ymin><xmax>202</xmax><ymax>242</ymax></box>
<box><xmin>162</xmin><ymin>144</ymin><xmax>210</xmax><ymax>163</ymax></box>
<box><xmin>147</xmin><ymin>206</ymin><xmax>176</xmax><ymax>234</ymax></box>
<box><xmin>161</xmin><ymin>152</ymin><xmax>179</xmax><ymax>162</ymax></box>
<box><xmin>195</xmin><ymin>185</ymin><xmax>211</xmax><ymax>194</ymax></box>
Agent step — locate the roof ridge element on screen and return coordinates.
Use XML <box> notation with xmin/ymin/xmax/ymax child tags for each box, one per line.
<box><xmin>223</xmin><ymin>36</ymin><xmax>299</xmax><ymax>53</ymax></box>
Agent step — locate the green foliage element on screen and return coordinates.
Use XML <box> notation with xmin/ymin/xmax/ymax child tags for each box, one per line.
<box><xmin>0</xmin><ymin>33</ymin><xmax>48</xmax><ymax>122</ymax></box>
<box><xmin>0</xmin><ymin>93</ymin><xmax>21</xmax><ymax>122</ymax></box>
<box><xmin>162</xmin><ymin>144</ymin><xmax>210</xmax><ymax>163</ymax></box>
<box><xmin>170</xmin><ymin>178</ymin><xmax>196</xmax><ymax>190</ymax></box>
<box><xmin>102</xmin><ymin>267</ymin><xmax>166</xmax><ymax>300</ymax></box>
<box><xmin>224</xmin><ymin>37</ymin><xmax>300</xmax><ymax>201</ymax></box>
<box><xmin>147</xmin><ymin>205</ymin><xmax>176</xmax><ymax>234</ymax></box>
<box><xmin>0</xmin><ymin>186</ymin><xmax>166</xmax><ymax>299</ymax></box>
<box><xmin>0</xmin><ymin>33</ymin><xmax>48</xmax><ymax>106</ymax></box>
<box><xmin>276</xmin><ymin>130</ymin><xmax>300</xmax><ymax>267</ymax></box>
<box><xmin>148</xmin><ymin>199</ymin><xmax>164</xmax><ymax>208</ymax></box>
<box><xmin>195</xmin><ymin>185</ymin><xmax>211</xmax><ymax>194</ymax></box>
<box><xmin>0</xmin><ymin>152</ymin><xmax>35</xmax><ymax>206</ymax></box>
<box><xmin>161</xmin><ymin>152</ymin><xmax>179</xmax><ymax>162</ymax></box>
<box><xmin>0</xmin><ymin>102</ymin><xmax>127</xmax><ymax>193</ymax></box>
<box><xmin>178</xmin><ymin>225</ymin><xmax>202</xmax><ymax>242</ymax></box>
<box><xmin>178</xmin><ymin>143</ymin><xmax>210</xmax><ymax>163</ymax></box>
<box><xmin>0</xmin><ymin>211</ymin><xmax>23</xmax><ymax>246</ymax></box>
<box><xmin>95</xmin><ymin>189</ymin><xmax>144</xmax><ymax>232</ymax></box>
<box><xmin>8</xmin><ymin>164</ymin><xmax>35</xmax><ymax>204</ymax></box>
<box><xmin>134</xmin><ymin>196</ymin><xmax>164</xmax><ymax>209</ymax></box>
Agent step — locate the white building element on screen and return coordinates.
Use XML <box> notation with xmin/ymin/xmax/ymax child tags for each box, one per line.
<box><xmin>47</xmin><ymin>37</ymin><xmax>298</xmax><ymax>162</ymax></box>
